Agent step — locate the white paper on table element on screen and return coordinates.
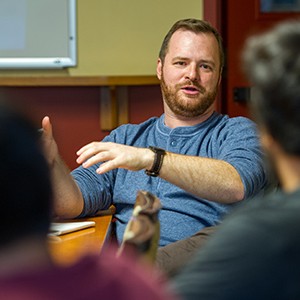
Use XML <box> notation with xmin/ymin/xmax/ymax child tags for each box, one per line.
<box><xmin>48</xmin><ymin>221</ymin><xmax>96</xmax><ymax>236</ymax></box>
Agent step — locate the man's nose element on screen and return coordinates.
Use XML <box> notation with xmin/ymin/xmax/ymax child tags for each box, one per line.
<box><xmin>185</xmin><ymin>65</ymin><xmax>199</xmax><ymax>82</ymax></box>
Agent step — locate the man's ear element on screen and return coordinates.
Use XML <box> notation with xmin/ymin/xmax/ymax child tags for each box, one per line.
<box><xmin>217</xmin><ymin>68</ymin><xmax>223</xmax><ymax>86</ymax></box>
<box><xmin>156</xmin><ymin>59</ymin><xmax>162</xmax><ymax>80</ymax></box>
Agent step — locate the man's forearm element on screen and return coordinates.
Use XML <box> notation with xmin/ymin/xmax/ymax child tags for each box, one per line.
<box><xmin>51</xmin><ymin>156</ymin><xmax>84</xmax><ymax>219</ymax></box>
<box><xmin>159</xmin><ymin>152</ymin><xmax>244</xmax><ymax>204</ymax></box>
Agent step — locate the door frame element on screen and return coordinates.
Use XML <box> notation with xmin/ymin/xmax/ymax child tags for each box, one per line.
<box><xmin>203</xmin><ymin>0</ymin><xmax>224</xmax><ymax>112</ymax></box>
<box><xmin>203</xmin><ymin>0</ymin><xmax>222</xmax><ymax>32</ymax></box>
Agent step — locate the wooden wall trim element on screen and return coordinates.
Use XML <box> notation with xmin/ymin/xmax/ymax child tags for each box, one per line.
<box><xmin>0</xmin><ymin>75</ymin><xmax>159</xmax><ymax>87</ymax></box>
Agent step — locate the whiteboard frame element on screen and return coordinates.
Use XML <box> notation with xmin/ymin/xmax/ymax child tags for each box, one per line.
<box><xmin>0</xmin><ymin>0</ymin><xmax>77</xmax><ymax>69</ymax></box>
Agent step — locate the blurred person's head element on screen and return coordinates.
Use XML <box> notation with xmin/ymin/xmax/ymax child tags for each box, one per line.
<box><xmin>0</xmin><ymin>101</ymin><xmax>52</xmax><ymax>248</ymax></box>
<box><xmin>243</xmin><ymin>20</ymin><xmax>300</xmax><ymax>191</ymax></box>
<box><xmin>243</xmin><ymin>19</ymin><xmax>300</xmax><ymax>155</ymax></box>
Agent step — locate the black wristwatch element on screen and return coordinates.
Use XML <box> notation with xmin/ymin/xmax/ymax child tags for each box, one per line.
<box><xmin>145</xmin><ymin>146</ymin><xmax>166</xmax><ymax>177</ymax></box>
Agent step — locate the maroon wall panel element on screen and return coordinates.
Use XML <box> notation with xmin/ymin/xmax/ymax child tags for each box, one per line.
<box><xmin>1</xmin><ymin>85</ymin><xmax>162</xmax><ymax>170</ymax></box>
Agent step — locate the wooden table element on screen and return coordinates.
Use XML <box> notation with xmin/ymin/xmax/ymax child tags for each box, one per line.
<box><xmin>48</xmin><ymin>214</ymin><xmax>113</xmax><ymax>266</ymax></box>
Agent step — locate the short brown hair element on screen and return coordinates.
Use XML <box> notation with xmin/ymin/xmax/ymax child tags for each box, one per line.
<box><xmin>159</xmin><ymin>18</ymin><xmax>224</xmax><ymax>71</ymax></box>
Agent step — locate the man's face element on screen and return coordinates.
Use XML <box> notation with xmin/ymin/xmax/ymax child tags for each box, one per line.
<box><xmin>157</xmin><ymin>30</ymin><xmax>221</xmax><ymax>118</ymax></box>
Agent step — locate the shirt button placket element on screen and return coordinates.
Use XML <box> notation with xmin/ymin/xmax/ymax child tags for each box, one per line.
<box><xmin>170</xmin><ymin>140</ymin><xmax>177</xmax><ymax>147</ymax></box>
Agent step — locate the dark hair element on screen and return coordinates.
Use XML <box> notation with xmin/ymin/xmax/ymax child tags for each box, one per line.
<box><xmin>0</xmin><ymin>102</ymin><xmax>52</xmax><ymax>246</ymax></box>
<box><xmin>159</xmin><ymin>18</ymin><xmax>224</xmax><ymax>71</ymax></box>
<box><xmin>242</xmin><ymin>19</ymin><xmax>300</xmax><ymax>155</ymax></box>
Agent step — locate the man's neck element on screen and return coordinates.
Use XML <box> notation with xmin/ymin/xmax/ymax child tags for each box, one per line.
<box><xmin>0</xmin><ymin>236</ymin><xmax>53</xmax><ymax>278</ymax></box>
<box><xmin>164</xmin><ymin>109</ymin><xmax>215</xmax><ymax>128</ymax></box>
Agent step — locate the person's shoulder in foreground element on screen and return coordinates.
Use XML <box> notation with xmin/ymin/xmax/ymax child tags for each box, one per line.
<box><xmin>171</xmin><ymin>189</ymin><xmax>300</xmax><ymax>300</ymax></box>
<box><xmin>0</xmin><ymin>249</ymin><xmax>177</xmax><ymax>300</ymax></box>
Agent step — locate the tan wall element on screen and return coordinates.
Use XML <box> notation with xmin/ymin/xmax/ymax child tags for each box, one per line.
<box><xmin>0</xmin><ymin>0</ymin><xmax>203</xmax><ymax>77</ymax></box>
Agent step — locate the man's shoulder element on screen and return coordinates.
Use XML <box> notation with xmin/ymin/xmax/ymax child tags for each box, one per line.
<box><xmin>114</xmin><ymin>116</ymin><xmax>159</xmax><ymax>133</ymax></box>
<box><xmin>208</xmin><ymin>112</ymin><xmax>255</xmax><ymax>129</ymax></box>
<box><xmin>208</xmin><ymin>113</ymin><xmax>258</xmax><ymax>140</ymax></box>
<box><xmin>104</xmin><ymin>116</ymin><xmax>160</xmax><ymax>144</ymax></box>
<box><xmin>218</xmin><ymin>114</ymin><xmax>256</xmax><ymax>128</ymax></box>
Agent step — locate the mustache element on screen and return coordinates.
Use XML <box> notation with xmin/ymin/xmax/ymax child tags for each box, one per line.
<box><xmin>177</xmin><ymin>80</ymin><xmax>205</xmax><ymax>93</ymax></box>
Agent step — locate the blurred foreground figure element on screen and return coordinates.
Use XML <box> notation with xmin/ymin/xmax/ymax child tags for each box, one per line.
<box><xmin>0</xmin><ymin>101</ymin><xmax>175</xmax><ymax>300</ymax></box>
<box><xmin>172</xmin><ymin>19</ymin><xmax>300</xmax><ymax>300</ymax></box>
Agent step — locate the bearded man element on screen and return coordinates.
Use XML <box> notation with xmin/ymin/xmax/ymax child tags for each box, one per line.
<box><xmin>41</xmin><ymin>19</ymin><xmax>267</xmax><ymax>277</ymax></box>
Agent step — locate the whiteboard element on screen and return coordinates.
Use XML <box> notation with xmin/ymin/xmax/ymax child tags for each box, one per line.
<box><xmin>0</xmin><ymin>0</ymin><xmax>76</xmax><ymax>69</ymax></box>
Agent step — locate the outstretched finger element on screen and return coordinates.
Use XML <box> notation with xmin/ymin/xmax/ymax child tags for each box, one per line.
<box><xmin>41</xmin><ymin>116</ymin><xmax>53</xmax><ymax>137</ymax></box>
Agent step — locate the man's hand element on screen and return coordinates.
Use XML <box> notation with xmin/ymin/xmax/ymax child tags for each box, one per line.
<box><xmin>76</xmin><ymin>142</ymin><xmax>154</xmax><ymax>174</ymax></box>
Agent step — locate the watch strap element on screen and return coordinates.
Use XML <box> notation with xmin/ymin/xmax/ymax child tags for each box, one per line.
<box><xmin>145</xmin><ymin>146</ymin><xmax>166</xmax><ymax>177</ymax></box>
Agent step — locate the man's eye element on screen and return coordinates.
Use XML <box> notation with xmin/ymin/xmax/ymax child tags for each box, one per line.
<box><xmin>175</xmin><ymin>61</ymin><xmax>186</xmax><ymax>66</ymax></box>
<box><xmin>200</xmin><ymin>64</ymin><xmax>212</xmax><ymax>71</ymax></box>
